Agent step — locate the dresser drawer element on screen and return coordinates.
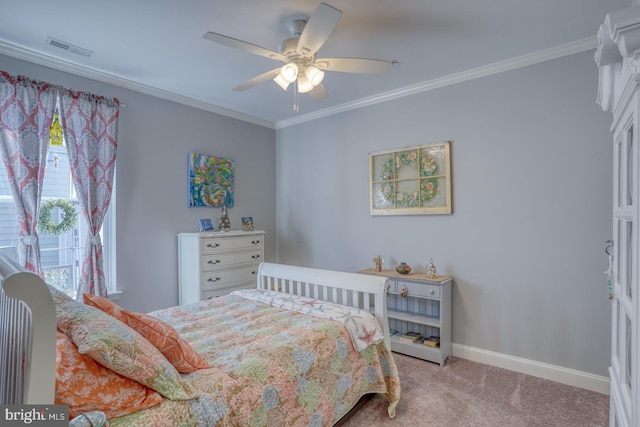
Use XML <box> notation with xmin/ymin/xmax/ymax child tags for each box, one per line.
<box><xmin>202</xmin><ymin>251</ymin><xmax>262</xmax><ymax>269</ymax></box>
<box><xmin>202</xmin><ymin>265</ymin><xmax>259</xmax><ymax>290</ymax></box>
<box><xmin>202</xmin><ymin>281</ymin><xmax>255</xmax><ymax>299</ymax></box>
<box><xmin>201</xmin><ymin>236</ymin><xmax>263</xmax><ymax>253</ymax></box>
<box><xmin>397</xmin><ymin>280</ymin><xmax>440</xmax><ymax>299</ymax></box>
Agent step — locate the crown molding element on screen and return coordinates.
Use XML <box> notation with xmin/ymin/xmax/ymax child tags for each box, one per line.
<box><xmin>276</xmin><ymin>37</ymin><xmax>597</xmax><ymax>129</ymax></box>
<box><xmin>0</xmin><ymin>39</ymin><xmax>275</xmax><ymax>129</ymax></box>
<box><xmin>0</xmin><ymin>37</ymin><xmax>596</xmax><ymax>131</ymax></box>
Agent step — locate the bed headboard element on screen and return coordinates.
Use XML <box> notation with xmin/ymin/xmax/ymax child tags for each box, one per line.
<box><xmin>0</xmin><ymin>253</ymin><xmax>56</xmax><ymax>404</ymax></box>
<box><xmin>257</xmin><ymin>262</ymin><xmax>391</xmax><ymax>349</ymax></box>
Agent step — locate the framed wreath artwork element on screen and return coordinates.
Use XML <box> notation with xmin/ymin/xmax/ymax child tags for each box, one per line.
<box><xmin>188</xmin><ymin>152</ymin><xmax>234</xmax><ymax>208</ymax></box>
<box><xmin>369</xmin><ymin>141</ymin><xmax>452</xmax><ymax>215</ymax></box>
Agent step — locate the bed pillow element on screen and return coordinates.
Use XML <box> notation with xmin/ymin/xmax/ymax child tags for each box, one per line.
<box><xmin>55</xmin><ymin>331</ymin><xmax>163</xmax><ymax>418</ymax></box>
<box><xmin>47</xmin><ymin>284</ymin><xmax>74</xmax><ymax>304</ymax></box>
<box><xmin>55</xmin><ymin>297</ymin><xmax>199</xmax><ymax>400</ymax></box>
<box><xmin>83</xmin><ymin>294</ymin><xmax>210</xmax><ymax>373</ymax></box>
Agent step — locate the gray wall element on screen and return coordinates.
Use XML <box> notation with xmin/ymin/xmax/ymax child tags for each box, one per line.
<box><xmin>276</xmin><ymin>51</ymin><xmax>613</xmax><ymax>377</ymax></box>
<box><xmin>0</xmin><ymin>54</ymin><xmax>277</xmax><ymax>313</ymax></box>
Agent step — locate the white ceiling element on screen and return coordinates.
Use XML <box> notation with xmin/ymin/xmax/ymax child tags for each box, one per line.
<box><xmin>0</xmin><ymin>0</ymin><xmax>631</xmax><ymax>128</ymax></box>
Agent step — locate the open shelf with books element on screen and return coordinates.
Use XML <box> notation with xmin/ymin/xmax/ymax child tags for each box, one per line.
<box><xmin>360</xmin><ymin>269</ymin><xmax>452</xmax><ymax>366</ymax></box>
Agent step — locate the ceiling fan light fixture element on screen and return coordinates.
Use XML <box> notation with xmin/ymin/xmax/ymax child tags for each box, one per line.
<box><xmin>297</xmin><ymin>74</ymin><xmax>314</xmax><ymax>93</ymax></box>
<box><xmin>280</xmin><ymin>63</ymin><xmax>299</xmax><ymax>83</ymax></box>
<box><xmin>273</xmin><ymin>73</ymin><xmax>290</xmax><ymax>90</ymax></box>
<box><xmin>305</xmin><ymin>65</ymin><xmax>325</xmax><ymax>87</ymax></box>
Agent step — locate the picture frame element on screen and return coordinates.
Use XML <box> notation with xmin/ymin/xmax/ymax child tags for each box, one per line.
<box><xmin>188</xmin><ymin>152</ymin><xmax>235</xmax><ymax>208</ymax></box>
<box><xmin>241</xmin><ymin>217</ymin><xmax>254</xmax><ymax>231</ymax></box>
<box><xmin>369</xmin><ymin>141</ymin><xmax>452</xmax><ymax>215</ymax></box>
<box><xmin>199</xmin><ymin>218</ymin><xmax>214</xmax><ymax>231</ymax></box>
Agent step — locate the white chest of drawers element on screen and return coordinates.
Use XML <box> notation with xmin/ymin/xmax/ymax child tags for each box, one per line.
<box><xmin>178</xmin><ymin>230</ymin><xmax>265</xmax><ymax>304</ymax></box>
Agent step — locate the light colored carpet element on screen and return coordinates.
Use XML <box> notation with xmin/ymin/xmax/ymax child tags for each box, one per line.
<box><xmin>341</xmin><ymin>354</ymin><xmax>609</xmax><ymax>427</ymax></box>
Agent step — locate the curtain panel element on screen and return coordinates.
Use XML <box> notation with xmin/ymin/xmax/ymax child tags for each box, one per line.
<box><xmin>60</xmin><ymin>91</ymin><xmax>119</xmax><ymax>298</ymax></box>
<box><xmin>0</xmin><ymin>71</ymin><xmax>57</xmax><ymax>275</ymax></box>
<box><xmin>0</xmin><ymin>70</ymin><xmax>120</xmax><ymax>297</ymax></box>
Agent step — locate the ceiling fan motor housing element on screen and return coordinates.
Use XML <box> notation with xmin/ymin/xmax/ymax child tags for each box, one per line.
<box><xmin>289</xmin><ymin>19</ymin><xmax>307</xmax><ymax>37</ymax></box>
<box><xmin>279</xmin><ymin>37</ymin><xmax>301</xmax><ymax>58</ymax></box>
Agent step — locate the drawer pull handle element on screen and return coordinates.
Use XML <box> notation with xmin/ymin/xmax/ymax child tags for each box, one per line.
<box><xmin>251</xmin><ymin>254</ymin><xmax>261</xmax><ymax>259</ymax></box>
<box><xmin>207</xmin><ymin>277</ymin><xmax>221</xmax><ymax>282</ymax></box>
<box><xmin>400</xmin><ymin>286</ymin><xmax>408</xmax><ymax>298</ymax></box>
<box><xmin>206</xmin><ymin>243</ymin><xmax>220</xmax><ymax>248</ymax></box>
<box><xmin>429</xmin><ymin>289</ymin><xmax>436</xmax><ymax>295</ymax></box>
<box><xmin>251</xmin><ymin>240</ymin><xmax>261</xmax><ymax>245</ymax></box>
<box><xmin>252</xmin><ymin>271</ymin><xmax>257</xmax><ymax>275</ymax></box>
<box><xmin>207</xmin><ymin>259</ymin><xmax>221</xmax><ymax>265</ymax></box>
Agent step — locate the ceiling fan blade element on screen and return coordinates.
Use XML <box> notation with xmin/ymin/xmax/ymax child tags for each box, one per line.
<box><xmin>314</xmin><ymin>57</ymin><xmax>394</xmax><ymax>74</ymax></box>
<box><xmin>297</xmin><ymin>3</ymin><xmax>342</xmax><ymax>57</ymax></box>
<box><xmin>233</xmin><ymin>68</ymin><xmax>281</xmax><ymax>91</ymax></box>
<box><xmin>204</xmin><ymin>32</ymin><xmax>286</xmax><ymax>62</ymax></box>
<box><xmin>308</xmin><ymin>83</ymin><xmax>328</xmax><ymax>100</ymax></box>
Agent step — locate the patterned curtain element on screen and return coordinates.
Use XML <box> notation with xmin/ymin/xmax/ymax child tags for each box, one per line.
<box><xmin>0</xmin><ymin>71</ymin><xmax>57</xmax><ymax>274</ymax></box>
<box><xmin>59</xmin><ymin>90</ymin><xmax>119</xmax><ymax>298</ymax></box>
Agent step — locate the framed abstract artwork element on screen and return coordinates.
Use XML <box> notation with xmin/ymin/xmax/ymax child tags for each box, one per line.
<box><xmin>188</xmin><ymin>152</ymin><xmax>234</xmax><ymax>207</ymax></box>
<box><xmin>369</xmin><ymin>141</ymin><xmax>452</xmax><ymax>215</ymax></box>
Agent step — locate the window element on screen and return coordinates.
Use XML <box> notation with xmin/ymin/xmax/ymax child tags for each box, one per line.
<box><xmin>0</xmin><ymin>117</ymin><xmax>116</xmax><ymax>297</ymax></box>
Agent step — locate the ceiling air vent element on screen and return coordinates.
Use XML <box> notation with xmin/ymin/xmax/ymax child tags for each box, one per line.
<box><xmin>45</xmin><ymin>37</ymin><xmax>93</xmax><ymax>58</ymax></box>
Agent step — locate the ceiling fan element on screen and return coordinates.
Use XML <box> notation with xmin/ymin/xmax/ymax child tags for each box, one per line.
<box><xmin>203</xmin><ymin>2</ymin><xmax>394</xmax><ymax>104</ymax></box>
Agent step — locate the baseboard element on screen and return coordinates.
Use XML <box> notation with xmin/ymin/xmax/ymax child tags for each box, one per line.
<box><xmin>452</xmin><ymin>343</ymin><xmax>611</xmax><ymax>395</ymax></box>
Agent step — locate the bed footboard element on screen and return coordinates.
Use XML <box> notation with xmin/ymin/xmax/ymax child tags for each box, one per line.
<box><xmin>0</xmin><ymin>254</ymin><xmax>56</xmax><ymax>404</ymax></box>
<box><xmin>257</xmin><ymin>262</ymin><xmax>391</xmax><ymax>348</ymax></box>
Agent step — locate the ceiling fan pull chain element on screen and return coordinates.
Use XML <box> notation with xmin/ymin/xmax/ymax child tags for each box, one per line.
<box><xmin>293</xmin><ymin>80</ymin><xmax>300</xmax><ymax>112</ymax></box>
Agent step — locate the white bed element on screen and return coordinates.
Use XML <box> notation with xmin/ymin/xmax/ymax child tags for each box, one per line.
<box><xmin>0</xmin><ymin>256</ymin><xmax>398</xmax><ymax>426</ymax></box>
<box><xmin>0</xmin><ymin>253</ymin><xmax>56</xmax><ymax>404</ymax></box>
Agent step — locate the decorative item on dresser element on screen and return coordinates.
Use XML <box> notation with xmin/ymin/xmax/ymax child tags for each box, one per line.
<box><xmin>198</xmin><ymin>218</ymin><xmax>214</xmax><ymax>232</ymax></box>
<box><xmin>359</xmin><ymin>268</ymin><xmax>452</xmax><ymax>366</ymax></box>
<box><xmin>178</xmin><ymin>230</ymin><xmax>265</xmax><ymax>303</ymax></box>
<box><xmin>426</xmin><ymin>258</ymin><xmax>437</xmax><ymax>279</ymax></box>
<box><xmin>394</xmin><ymin>262</ymin><xmax>412</xmax><ymax>274</ymax></box>
<box><xmin>373</xmin><ymin>255</ymin><xmax>384</xmax><ymax>272</ymax></box>
<box><xmin>241</xmin><ymin>216</ymin><xmax>254</xmax><ymax>231</ymax></box>
<box><xmin>217</xmin><ymin>206</ymin><xmax>231</xmax><ymax>231</ymax></box>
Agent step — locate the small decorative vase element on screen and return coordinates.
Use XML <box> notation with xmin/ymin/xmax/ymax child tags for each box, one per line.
<box><xmin>218</xmin><ymin>206</ymin><xmax>231</xmax><ymax>232</ymax></box>
<box><xmin>395</xmin><ymin>262</ymin><xmax>412</xmax><ymax>274</ymax></box>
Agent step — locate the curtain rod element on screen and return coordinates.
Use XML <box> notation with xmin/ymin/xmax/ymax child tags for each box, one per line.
<box><xmin>2</xmin><ymin>70</ymin><xmax>127</xmax><ymax>108</ymax></box>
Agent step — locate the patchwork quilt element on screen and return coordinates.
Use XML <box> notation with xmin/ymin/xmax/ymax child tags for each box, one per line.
<box><xmin>108</xmin><ymin>291</ymin><xmax>401</xmax><ymax>426</ymax></box>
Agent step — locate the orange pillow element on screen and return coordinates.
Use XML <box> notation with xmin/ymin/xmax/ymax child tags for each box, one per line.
<box><xmin>55</xmin><ymin>331</ymin><xmax>163</xmax><ymax>419</ymax></box>
<box><xmin>83</xmin><ymin>294</ymin><xmax>210</xmax><ymax>373</ymax></box>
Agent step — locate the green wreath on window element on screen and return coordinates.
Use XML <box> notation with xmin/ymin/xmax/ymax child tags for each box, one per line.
<box><xmin>38</xmin><ymin>199</ymin><xmax>78</xmax><ymax>235</ymax></box>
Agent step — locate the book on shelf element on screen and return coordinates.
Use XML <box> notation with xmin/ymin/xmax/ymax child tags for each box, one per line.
<box><xmin>421</xmin><ymin>336</ymin><xmax>440</xmax><ymax>348</ymax></box>
<box><xmin>399</xmin><ymin>331</ymin><xmax>422</xmax><ymax>343</ymax></box>
<box><xmin>389</xmin><ymin>329</ymin><xmax>399</xmax><ymax>336</ymax></box>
